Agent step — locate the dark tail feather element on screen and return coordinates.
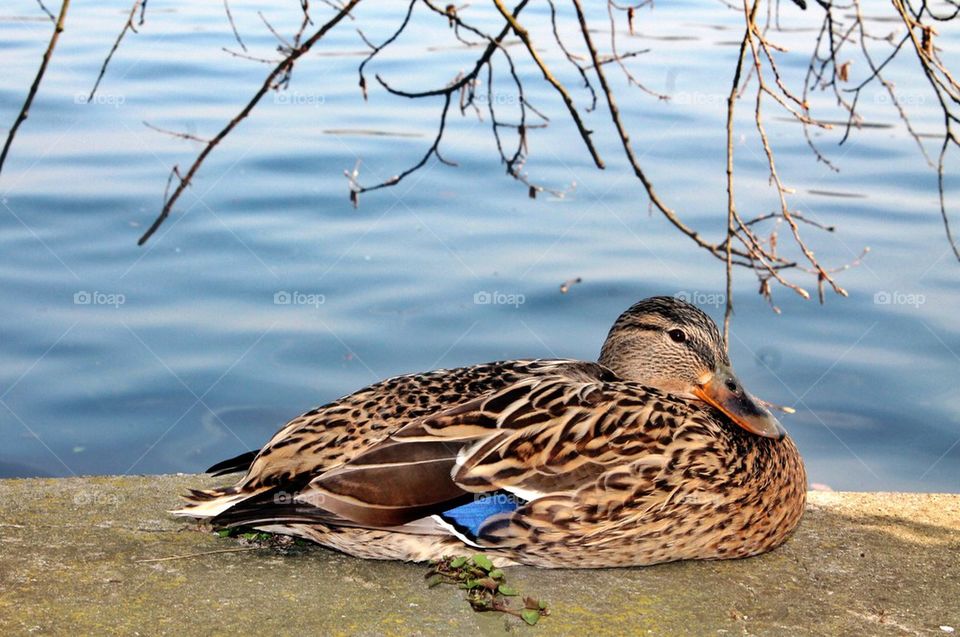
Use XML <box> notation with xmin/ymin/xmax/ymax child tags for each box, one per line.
<box><xmin>206</xmin><ymin>450</ymin><xmax>259</xmax><ymax>476</ymax></box>
<box><xmin>186</xmin><ymin>487</ymin><xmax>236</xmax><ymax>501</ymax></box>
<box><xmin>211</xmin><ymin>492</ymin><xmax>342</xmax><ymax>529</ymax></box>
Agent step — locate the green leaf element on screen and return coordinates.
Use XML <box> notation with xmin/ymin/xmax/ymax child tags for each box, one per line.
<box><xmin>521</xmin><ymin>609</ymin><xmax>541</xmax><ymax>626</ymax></box>
<box><xmin>215</xmin><ymin>529</ymin><xmax>232</xmax><ymax>538</ymax></box>
<box><xmin>489</xmin><ymin>569</ymin><xmax>504</xmax><ymax>580</ymax></box>
<box><xmin>498</xmin><ymin>584</ymin><xmax>519</xmax><ymax>596</ymax></box>
<box><xmin>241</xmin><ymin>532</ymin><xmax>259</xmax><ymax>540</ymax></box>
<box><xmin>449</xmin><ymin>556</ymin><xmax>468</xmax><ymax>569</ymax></box>
<box><xmin>472</xmin><ymin>554</ymin><xmax>494</xmax><ymax>571</ymax></box>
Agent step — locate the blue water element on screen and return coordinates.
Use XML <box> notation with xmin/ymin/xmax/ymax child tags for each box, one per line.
<box><xmin>1</xmin><ymin>1</ymin><xmax>958</xmax><ymax>491</ymax></box>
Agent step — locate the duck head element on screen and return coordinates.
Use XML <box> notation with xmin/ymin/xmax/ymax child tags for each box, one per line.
<box><xmin>598</xmin><ymin>296</ymin><xmax>786</xmax><ymax>440</ymax></box>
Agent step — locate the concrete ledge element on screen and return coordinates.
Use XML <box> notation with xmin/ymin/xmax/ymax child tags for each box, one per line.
<box><xmin>0</xmin><ymin>475</ymin><xmax>958</xmax><ymax>636</ymax></box>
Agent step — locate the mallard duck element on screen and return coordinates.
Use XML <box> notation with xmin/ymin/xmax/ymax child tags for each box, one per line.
<box><xmin>175</xmin><ymin>296</ymin><xmax>805</xmax><ymax>568</ymax></box>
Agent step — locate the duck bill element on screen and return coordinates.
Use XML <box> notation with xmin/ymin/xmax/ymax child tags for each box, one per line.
<box><xmin>693</xmin><ymin>365</ymin><xmax>786</xmax><ymax>440</ymax></box>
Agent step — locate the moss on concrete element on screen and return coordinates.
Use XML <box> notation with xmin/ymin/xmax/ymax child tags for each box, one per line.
<box><xmin>0</xmin><ymin>475</ymin><xmax>958</xmax><ymax>635</ymax></box>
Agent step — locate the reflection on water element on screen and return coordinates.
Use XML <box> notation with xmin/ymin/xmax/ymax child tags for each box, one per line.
<box><xmin>0</xmin><ymin>1</ymin><xmax>958</xmax><ymax>491</ymax></box>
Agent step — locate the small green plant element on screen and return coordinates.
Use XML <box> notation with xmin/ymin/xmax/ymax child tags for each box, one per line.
<box><xmin>215</xmin><ymin>528</ymin><xmax>274</xmax><ymax>541</ymax></box>
<box><xmin>214</xmin><ymin>527</ymin><xmax>310</xmax><ymax>548</ymax></box>
<box><xmin>426</xmin><ymin>555</ymin><xmax>550</xmax><ymax>626</ymax></box>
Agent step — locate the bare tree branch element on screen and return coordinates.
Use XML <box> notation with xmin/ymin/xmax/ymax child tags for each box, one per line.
<box><xmin>349</xmin><ymin>0</ymin><xmax>538</xmax><ymax>196</ymax></box>
<box><xmin>492</xmin><ymin>0</ymin><xmax>605</xmax><ymax>169</ymax></box>
<box><xmin>99</xmin><ymin>0</ymin><xmax>954</xmax><ymax>314</ymax></box>
<box><xmin>88</xmin><ymin>0</ymin><xmax>143</xmax><ymax>101</ymax></box>
<box><xmin>0</xmin><ymin>0</ymin><xmax>70</xmax><ymax>180</ymax></box>
<box><xmin>137</xmin><ymin>0</ymin><xmax>363</xmax><ymax>245</ymax></box>
<box><xmin>223</xmin><ymin>0</ymin><xmax>247</xmax><ymax>53</ymax></box>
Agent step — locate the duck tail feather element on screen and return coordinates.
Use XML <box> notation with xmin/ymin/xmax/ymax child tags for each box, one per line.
<box><xmin>210</xmin><ymin>495</ymin><xmax>341</xmax><ymax>529</ymax></box>
<box><xmin>205</xmin><ymin>450</ymin><xmax>259</xmax><ymax>476</ymax></box>
<box><xmin>169</xmin><ymin>484</ymin><xmax>271</xmax><ymax>519</ymax></box>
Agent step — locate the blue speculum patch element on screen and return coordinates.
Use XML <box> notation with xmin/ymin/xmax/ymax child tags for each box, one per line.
<box><xmin>439</xmin><ymin>491</ymin><xmax>525</xmax><ymax>536</ymax></box>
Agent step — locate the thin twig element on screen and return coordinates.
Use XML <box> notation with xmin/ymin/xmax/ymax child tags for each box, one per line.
<box><xmin>143</xmin><ymin>121</ymin><xmax>211</xmax><ymax>144</ymax></box>
<box><xmin>351</xmin><ymin>0</ymin><xmax>538</xmax><ymax>196</ymax></box>
<box><xmin>0</xmin><ymin>0</ymin><xmax>71</xmax><ymax>179</ymax></box>
<box><xmin>35</xmin><ymin>0</ymin><xmax>55</xmax><ymax>21</ymax></box>
<box><xmin>571</xmin><ymin>0</ymin><xmax>757</xmax><ymax>265</ymax></box>
<box><xmin>357</xmin><ymin>0</ymin><xmax>417</xmax><ymax>100</ymax></box>
<box><xmin>138</xmin><ymin>0</ymin><xmax>362</xmax><ymax>245</ymax></box>
<box><xmin>547</xmin><ymin>0</ymin><xmax>597</xmax><ymax>111</ymax></box>
<box><xmin>293</xmin><ymin>1</ymin><xmax>314</xmax><ymax>48</ymax></box>
<box><xmin>606</xmin><ymin>1</ymin><xmax>667</xmax><ymax>100</ymax></box>
<box><xmin>722</xmin><ymin>0</ymin><xmax>757</xmax><ymax>346</ymax></box>
<box><xmin>136</xmin><ymin>547</ymin><xmax>260</xmax><ymax>563</ymax></box>
<box><xmin>492</xmin><ymin>0</ymin><xmax>605</xmax><ymax>169</ymax></box>
<box><xmin>223</xmin><ymin>0</ymin><xmax>247</xmax><ymax>52</ymax></box>
<box><xmin>221</xmin><ymin>47</ymin><xmax>281</xmax><ymax>64</ymax></box>
<box><xmin>88</xmin><ymin>0</ymin><xmax>143</xmax><ymax>101</ymax></box>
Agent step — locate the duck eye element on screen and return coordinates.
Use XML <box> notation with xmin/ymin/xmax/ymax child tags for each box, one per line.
<box><xmin>726</xmin><ymin>379</ymin><xmax>738</xmax><ymax>393</ymax></box>
<box><xmin>668</xmin><ymin>329</ymin><xmax>686</xmax><ymax>343</ymax></box>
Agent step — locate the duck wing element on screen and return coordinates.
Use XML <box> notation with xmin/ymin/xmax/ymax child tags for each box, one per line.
<box><xmin>292</xmin><ymin>372</ymin><xmax>688</xmax><ymax>530</ymax></box>
<box><xmin>177</xmin><ymin>359</ymin><xmax>585</xmax><ymax>518</ymax></box>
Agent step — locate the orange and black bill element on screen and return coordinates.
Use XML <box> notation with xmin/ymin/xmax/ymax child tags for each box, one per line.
<box><xmin>693</xmin><ymin>364</ymin><xmax>786</xmax><ymax>440</ymax></box>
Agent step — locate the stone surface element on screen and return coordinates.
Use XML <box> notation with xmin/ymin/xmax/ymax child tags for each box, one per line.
<box><xmin>0</xmin><ymin>475</ymin><xmax>958</xmax><ymax>636</ymax></box>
